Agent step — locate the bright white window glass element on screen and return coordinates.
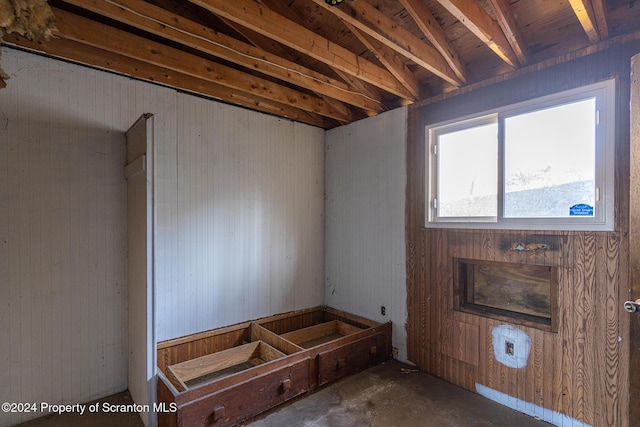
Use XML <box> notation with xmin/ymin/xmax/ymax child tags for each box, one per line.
<box><xmin>426</xmin><ymin>78</ymin><xmax>614</xmax><ymax>230</ymax></box>
<box><xmin>503</xmin><ymin>98</ymin><xmax>596</xmax><ymax>218</ymax></box>
<box><xmin>436</xmin><ymin>120</ymin><xmax>498</xmax><ymax>218</ymax></box>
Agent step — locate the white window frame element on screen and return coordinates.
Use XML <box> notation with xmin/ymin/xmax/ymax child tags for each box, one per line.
<box><xmin>425</xmin><ymin>79</ymin><xmax>615</xmax><ymax>231</ymax></box>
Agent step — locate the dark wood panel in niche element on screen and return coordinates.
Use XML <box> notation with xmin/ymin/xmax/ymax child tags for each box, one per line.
<box><xmin>455</xmin><ymin>258</ymin><xmax>558</xmax><ymax>332</ymax></box>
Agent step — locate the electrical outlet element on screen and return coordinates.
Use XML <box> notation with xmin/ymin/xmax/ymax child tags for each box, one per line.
<box><xmin>505</xmin><ymin>340</ymin><xmax>515</xmax><ymax>356</ymax></box>
<box><xmin>381</xmin><ymin>306</ymin><xmax>386</xmax><ymax>316</ymax></box>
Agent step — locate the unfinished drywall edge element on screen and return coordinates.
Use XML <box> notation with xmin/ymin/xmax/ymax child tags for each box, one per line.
<box><xmin>475</xmin><ymin>383</ymin><xmax>591</xmax><ymax>427</ymax></box>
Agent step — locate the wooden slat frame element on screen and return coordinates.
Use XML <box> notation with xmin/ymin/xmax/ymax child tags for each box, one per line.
<box><xmin>250</xmin><ymin>322</ymin><xmax>303</xmax><ymax>356</ymax></box>
<box><xmin>280</xmin><ymin>320</ymin><xmax>363</xmax><ymax>347</ymax></box>
<box><xmin>167</xmin><ymin>340</ymin><xmax>286</xmax><ymax>390</ymax></box>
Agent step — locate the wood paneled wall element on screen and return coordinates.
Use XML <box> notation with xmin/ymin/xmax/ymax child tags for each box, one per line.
<box><xmin>407</xmin><ymin>42</ymin><xmax>639</xmax><ymax>426</ymax></box>
<box><xmin>629</xmin><ymin>52</ymin><xmax>640</xmax><ymax>426</ymax></box>
<box><xmin>158</xmin><ymin>93</ymin><xmax>325</xmax><ymax>342</ymax></box>
<box><xmin>0</xmin><ymin>46</ymin><xmax>326</xmax><ymax>427</ymax></box>
<box><xmin>0</xmin><ymin>48</ymin><xmax>133</xmax><ymax>426</ymax></box>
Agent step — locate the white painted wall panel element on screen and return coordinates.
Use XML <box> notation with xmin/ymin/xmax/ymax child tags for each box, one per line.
<box><xmin>324</xmin><ymin>108</ymin><xmax>408</xmax><ymax>362</ymax></box>
<box><xmin>0</xmin><ymin>47</ymin><xmax>325</xmax><ymax>426</ymax></box>
<box><xmin>0</xmin><ymin>48</ymin><xmax>132</xmax><ymax>426</ymax></box>
<box><xmin>155</xmin><ymin>95</ymin><xmax>325</xmax><ymax>341</ymax></box>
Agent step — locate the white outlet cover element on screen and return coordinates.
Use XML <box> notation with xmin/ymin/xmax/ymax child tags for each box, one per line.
<box><xmin>491</xmin><ymin>325</ymin><xmax>531</xmax><ymax>369</ymax></box>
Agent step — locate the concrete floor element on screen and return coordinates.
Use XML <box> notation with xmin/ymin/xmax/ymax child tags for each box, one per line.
<box><xmin>15</xmin><ymin>391</ymin><xmax>143</xmax><ymax>427</ymax></box>
<box><xmin>247</xmin><ymin>360</ymin><xmax>550</xmax><ymax>427</ymax></box>
<box><xmin>17</xmin><ymin>360</ymin><xmax>551</xmax><ymax>427</ymax></box>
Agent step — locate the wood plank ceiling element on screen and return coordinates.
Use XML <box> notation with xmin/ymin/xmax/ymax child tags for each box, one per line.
<box><xmin>3</xmin><ymin>0</ymin><xmax>640</xmax><ymax>128</ymax></box>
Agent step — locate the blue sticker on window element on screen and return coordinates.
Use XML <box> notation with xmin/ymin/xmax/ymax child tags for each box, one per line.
<box><xmin>569</xmin><ymin>204</ymin><xmax>594</xmax><ymax>216</ymax></box>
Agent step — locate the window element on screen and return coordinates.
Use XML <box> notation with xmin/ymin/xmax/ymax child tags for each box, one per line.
<box><xmin>426</xmin><ymin>79</ymin><xmax>615</xmax><ymax>230</ymax></box>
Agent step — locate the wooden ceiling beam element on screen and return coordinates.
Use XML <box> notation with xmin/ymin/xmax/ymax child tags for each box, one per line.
<box><xmin>3</xmin><ymin>35</ymin><xmax>332</xmax><ymax>128</ymax></box>
<box><xmin>50</xmin><ymin>7</ymin><xmax>355</xmax><ymax>123</ymax></box>
<box><xmin>398</xmin><ymin>0</ymin><xmax>467</xmax><ymax>83</ymax></box>
<box><xmin>486</xmin><ymin>0</ymin><xmax>530</xmax><ymax>65</ymax></box>
<box><xmin>436</xmin><ymin>0</ymin><xmax>520</xmax><ymax>67</ymax></box>
<box><xmin>569</xmin><ymin>0</ymin><xmax>608</xmax><ymax>43</ymax></box>
<box><xmin>331</xmin><ymin>68</ymin><xmax>387</xmax><ymax>114</ymax></box>
<box><xmin>186</xmin><ymin>0</ymin><xmax>416</xmax><ymax>102</ymax></box>
<box><xmin>251</xmin><ymin>0</ymin><xmax>387</xmax><ymax>115</ymax></box>
<box><xmin>591</xmin><ymin>0</ymin><xmax>610</xmax><ymax>40</ymax></box>
<box><xmin>59</xmin><ymin>0</ymin><xmax>383</xmax><ymax>115</ymax></box>
<box><xmin>236</xmin><ymin>0</ymin><xmax>385</xmax><ymax>117</ymax></box>
<box><xmin>344</xmin><ymin>22</ymin><xmax>421</xmax><ymax>100</ymax></box>
<box><xmin>310</xmin><ymin>0</ymin><xmax>461</xmax><ymax>87</ymax></box>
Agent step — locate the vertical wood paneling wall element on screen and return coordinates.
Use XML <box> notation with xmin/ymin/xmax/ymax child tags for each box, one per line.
<box><xmin>324</xmin><ymin>108</ymin><xmax>408</xmax><ymax>361</ymax></box>
<box><xmin>407</xmin><ymin>44</ymin><xmax>638</xmax><ymax>427</ymax></box>
<box><xmin>157</xmin><ymin>93</ymin><xmax>325</xmax><ymax>341</ymax></box>
<box><xmin>629</xmin><ymin>53</ymin><xmax>640</xmax><ymax>426</ymax></box>
<box><xmin>0</xmin><ymin>47</ymin><xmax>325</xmax><ymax>427</ymax></box>
<box><xmin>0</xmin><ymin>48</ymin><xmax>133</xmax><ymax>426</ymax></box>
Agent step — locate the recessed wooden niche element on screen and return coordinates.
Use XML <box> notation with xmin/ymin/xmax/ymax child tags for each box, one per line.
<box><xmin>454</xmin><ymin>258</ymin><xmax>558</xmax><ymax>332</ymax></box>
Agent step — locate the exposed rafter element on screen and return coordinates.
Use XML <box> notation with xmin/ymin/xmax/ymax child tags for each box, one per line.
<box><xmin>51</xmin><ymin>7</ymin><xmax>355</xmax><ymax>123</ymax></box>
<box><xmin>569</xmin><ymin>0</ymin><xmax>609</xmax><ymax>43</ymax></box>
<box><xmin>187</xmin><ymin>0</ymin><xmax>416</xmax><ymax>102</ymax></box>
<box><xmin>398</xmin><ymin>0</ymin><xmax>467</xmax><ymax>83</ymax></box>
<box><xmin>436</xmin><ymin>0</ymin><xmax>520</xmax><ymax>67</ymax></box>
<box><xmin>3</xmin><ymin>0</ymin><xmax>638</xmax><ymax>128</ymax></box>
<box><xmin>4</xmin><ymin>34</ymin><xmax>331</xmax><ymax>127</ymax></box>
<box><xmin>591</xmin><ymin>0</ymin><xmax>610</xmax><ymax>40</ymax></box>
<box><xmin>310</xmin><ymin>0</ymin><xmax>461</xmax><ymax>87</ymax></box>
<box><xmin>344</xmin><ymin>22</ymin><xmax>421</xmax><ymax>100</ymax></box>
<box><xmin>486</xmin><ymin>0</ymin><xmax>530</xmax><ymax>66</ymax></box>
<box><xmin>246</xmin><ymin>0</ymin><xmax>386</xmax><ymax>116</ymax></box>
<box><xmin>60</xmin><ymin>0</ymin><xmax>382</xmax><ymax>115</ymax></box>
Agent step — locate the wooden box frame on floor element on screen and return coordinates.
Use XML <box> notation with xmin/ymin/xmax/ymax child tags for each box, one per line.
<box><xmin>156</xmin><ymin>306</ymin><xmax>392</xmax><ymax>427</ymax></box>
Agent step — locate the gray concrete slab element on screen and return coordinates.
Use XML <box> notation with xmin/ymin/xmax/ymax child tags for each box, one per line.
<box><xmin>16</xmin><ymin>360</ymin><xmax>551</xmax><ymax>427</ymax></box>
<box><xmin>247</xmin><ymin>360</ymin><xmax>551</xmax><ymax>427</ymax></box>
<box><xmin>14</xmin><ymin>392</ymin><xmax>143</xmax><ymax>427</ymax></box>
